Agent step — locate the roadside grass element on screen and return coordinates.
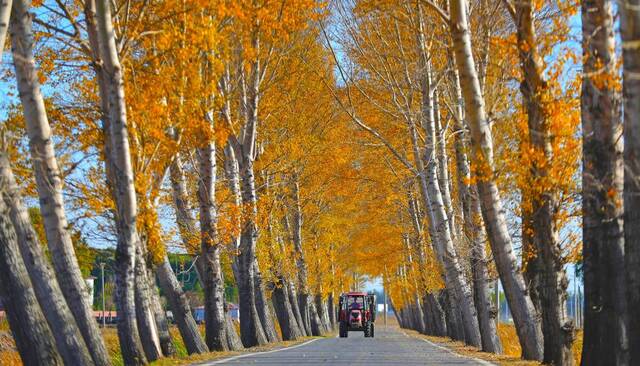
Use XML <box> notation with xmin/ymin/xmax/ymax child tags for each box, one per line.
<box><xmin>497</xmin><ymin>324</ymin><xmax>583</xmax><ymax>366</ymax></box>
<box><xmin>403</xmin><ymin>322</ymin><xmax>584</xmax><ymax>366</ymax></box>
<box><xmin>0</xmin><ymin>319</ymin><xmax>326</xmax><ymax>366</ymax></box>
<box><xmin>93</xmin><ymin>325</ymin><xmax>324</xmax><ymax>366</ymax></box>
<box><xmin>0</xmin><ymin>318</ymin><xmax>21</xmax><ymax>366</ymax></box>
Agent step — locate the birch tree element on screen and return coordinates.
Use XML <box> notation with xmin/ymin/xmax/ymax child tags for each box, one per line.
<box><xmin>415</xmin><ymin>6</ymin><xmax>481</xmax><ymax>346</ymax></box>
<box><xmin>0</xmin><ymin>152</ymin><xmax>93</xmax><ymax>365</ymax></box>
<box><xmin>0</xmin><ymin>0</ymin><xmax>9</xmax><ymax>54</ymax></box>
<box><xmin>94</xmin><ymin>0</ymin><xmax>147</xmax><ymax>362</ymax></box>
<box><xmin>501</xmin><ymin>0</ymin><xmax>576</xmax><ymax>363</ymax></box>
<box><xmin>581</xmin><ymin>0</ymin><xmax>629</xmax><ymax>365</ymax></box>
<box><xmin>289</xmin><ymin>176</ymin><xmax>325</xmax><ymax>336</ymax></box>
<box><xmin>325</xmin><ymin>2</ymin><xmax>485</xmax><ymax>347</ymax></box>
<box><xmin>443</xmin><ymin>0</ymin><xmax>544</xmax><ymax>359</ymax></box>
<box><xmin>622</xmin><ymin>0</ymin><xmax>640</xmax><ymax>364</ymax></box>
<box><xmin>581</xmin><ymin>1</ymin><xmax>633</xmax><ymax>365</ymax></box>
<box><xmin>9</xmin><ymin>0</ymin><xmax>111</xmax><ymax>364</ymax></box>
<box><xmin>157</xmin><ymin>255</ymin><xmax>209</xmax><ymax>354</ymax></box>
<box><xmin>197</xmin><ymin>117</ymin><xmax>235</xmax><ymax>351</ymax></box>
<box><xmin>450</xmin><ymin>69</ymin><xmax>502</xmax><ymax>353</ymax></box>
<box><xmin>164</xmin><ymin>155</ymin><xmax>210</xmax><ymax>354</ymax></box>
<box><xmin>0</xmin><ymin>198</ymin><xmax>63</xmax><ymax>366</ymax></box>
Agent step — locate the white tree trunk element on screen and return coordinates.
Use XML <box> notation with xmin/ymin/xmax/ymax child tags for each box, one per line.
<box><xmin>157</xmin><ymin>254</ymin><xmax>209</xmax><ymax>354</ymax></box>
<box><xmin>433</xmin><ymin>92</ymin><xmax>457</xmax><ymax>242</ymax></box>
<box><xmin>169</xmin><ymin>154</ymin><xmax>199</xmax><ymax>252</ymax></box>
<box><xmin>94</xmin><ymin>0</ymin><xmax>147</xmax><ymax>363</ymax></box>
<box><xmin>448</xmin><ymin>0</ymin><xmax>543</xmax><ymax>359</ymax></box>
<box><xmin>0</xmin><ymin>153</ymin><xmax>93</xmax><ymax>365</ymax></box>
<box><xmin>269</xmin><ymin>217</ymin><xmax>304</xmax><ymax>341</ymax></box>
<box><xmin>415</xmin><ymin>11</ymin><xmax>481</xmax><ymax>345</ymax></box>
<box><xmin>401</xmin><ymin>234</ymin><xmax>426</xmax><ymax>334</ymax></box>
<box><xmin>0</xmin><ymin>198</ymin><xmax>63</xmax><ymax>366</ymax></box>
<box><xmin>198</xmin><ymin>138</ymin><xmax>234</xmax><ymax>351</ymax></box>
<box><xmin>290</xmin><ymin>177</ymin><xmax>325</xmax><ymax>336</ymax></box>
<box><xmin>451</xmin><ymin>63</ymin><xmax>502</xmax><ymax>353</ymax></box>
<box><xmin>10</xmin><ymin>1</ymin><xmax>111</xmax><ymax>364</ymax></box>
<box><xmin>168</xmin><ymin>152</ymin><xmax>235</xmax><ymax>352</ymax></box>
<box><xmin>406</xmin><ymin>192</ymin><xmax>448</xmax><ymax>337</ymax></box>
<box><xmin>134</xmin><ymin>244</ymin><xmax>163</xmax><ymax>361</ymax></box>
<box><xmin>224</xmin><ymin>142</ymin><xmax>269</xmax><ymax>347</ymax></box>
<box><xmin>288</xmin><ymin>280</ymin><xmax>308</xmax><ymax>337</ymax></box>
<box><xmin>0</xmin><ymin>0</ymin><xmax>10</xmax><ymax>61</ymax></box>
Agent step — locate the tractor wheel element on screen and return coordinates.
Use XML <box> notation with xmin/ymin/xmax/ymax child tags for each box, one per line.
<box><xmin>364</xmin><ymin>322</ymin><xmax>371</xmax><ymax>338</ymax></box>
<box><xmin>339</xmin><ymin>322</ymin><xmax>348</xmax><ymax>338</ymax></box>
<box><xmin>371</xmin><ymin>323</ymin><xmax>375</xmax><ymax>338</ymax></box>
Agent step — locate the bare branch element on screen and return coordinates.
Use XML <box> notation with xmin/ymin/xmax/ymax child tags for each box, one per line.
<box><xmin>419</xmin><ymin>0</ymin><xmax>450</xmax><ymax>24</ymax></box>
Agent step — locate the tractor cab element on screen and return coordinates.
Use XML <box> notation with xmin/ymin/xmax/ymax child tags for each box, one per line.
<box><xmin>338</xmin><ymin>291</ymin><xmax>376</xmax><ymax>338</ymax></box>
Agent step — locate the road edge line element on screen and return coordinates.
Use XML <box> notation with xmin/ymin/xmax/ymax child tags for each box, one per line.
<box><xmin>401</xmin><ymin>330</ymin><xmax>497</xmax><ymax>366</ymax></box>
<box><xmin>201</xmin><ymin>338</ymin><xmax>320</xmax><ymax>365</ymax></box>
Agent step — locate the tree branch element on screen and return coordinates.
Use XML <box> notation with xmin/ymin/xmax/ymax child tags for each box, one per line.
<box><xmin>501</xmin><ymin>0</ymin><xmax>517</xmax><ymax>21</ymax></box>
<box><xmin>419</xmin><ymin>0</ymin><xmax>450</xmax><ymax>24</ymax></box>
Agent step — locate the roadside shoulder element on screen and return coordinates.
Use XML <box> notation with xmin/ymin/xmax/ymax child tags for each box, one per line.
<box><xmin>401</xmin><ymin>328</ymin><xmax>542</xmax><ymax>366</ymax></box>
<box><xmin>152</xmin><ymin>335</ymin><xmax>325</xmax><ymax>366</ymax></box>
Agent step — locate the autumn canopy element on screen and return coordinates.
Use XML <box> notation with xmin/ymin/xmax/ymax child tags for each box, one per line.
<box><xmin>0</xmin><ymin>0</ymin><xmax>639</xmax><ymax>366</ymax></box>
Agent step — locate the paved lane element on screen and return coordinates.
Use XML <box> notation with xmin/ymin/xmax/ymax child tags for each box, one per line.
<box><xmin>201</xmin><ymin>326</ymin><xmax>492</xmax><ymax>365</ymax></box>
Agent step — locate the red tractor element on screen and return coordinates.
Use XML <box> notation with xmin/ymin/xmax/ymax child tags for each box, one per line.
<box><xmin>338</xmin><ymin>292</ymin><xmax>376</xmax><ymax>338</ymax></box>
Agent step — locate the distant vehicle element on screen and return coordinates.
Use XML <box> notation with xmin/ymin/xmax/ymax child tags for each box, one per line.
<box><xmin>338</xmin><ymin>292</ymin><xmax>376</xmax><ymax>338</ymax></box>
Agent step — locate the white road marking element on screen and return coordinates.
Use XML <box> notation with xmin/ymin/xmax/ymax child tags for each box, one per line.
<box><xmin>200</xmin><ymin>338</ymin><xmax>320</xmax><ymax>365</ymax></box>
<box><xmin>416</xmin><ymin>336</ymin><xmax>497</xmax><ymax>366</ymax></box>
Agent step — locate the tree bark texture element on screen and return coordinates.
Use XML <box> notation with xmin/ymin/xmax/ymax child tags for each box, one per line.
<box><xmin>621</xmin><ymin>0</ymin><xmax>640</xmax><ymax>364</ymax></box>
<box><xmin>582</xmin><ymin>1</ymin><xmax>629</xmax><ymax>364</ymax></box>
<box><xmin>0</xmin><ymin>153</ymin><xmax>93</xmax><ymax>365</ymax></box>
<box><xmin>157</xmin><ymin>255</ymin><xmax>209</xmax><ymax>354</ymax></box>
<box><xmin>291</xmin><ymin>178</ymin><xmax>324</xmax><ymax>336</ymax></box>
<box><xmin>273</xmin><ymin>277</ymin><xmax>303</xmax><ymax>340</ymax></box>
<box><xmin>448</xmin><ymin>0</ymin><xmax>544</xmax><ymax>359</ymax></box>
<box><xmin>512</xmin><ymin>1</ymin><xmax>575</xmax><ymax>363</ymax></box>
<box><xmin>198</xmin><ymin>140</ymin><xmax>235</xmax><ymax>351</ymax></box>
<box><xmin>95</xmin><ymin>0</ymin><xmax>147</xmax><ymax>362</ymax></box>
<box><xmin>134</xmin><ymin>245</ymin><xmax>162</xmax><ymax>361</ymax></box>
<box><xmin>0</xmin><ymin>199</ymin><xmax>63</xmax><ymax>366</ymax></box>
<box><xmin>451</xmin><ymin>70</ymin><xmax>502</xmax><ymax>353</ymax></box>
<box><xmin>10</xmin><ymin>1</ymin><xmax>111</xmax><ymax>364</ymax></box>
<box><xmin>0</xmin><ymin>0</ymin><xmax>11</xmax><ymax>62</ymax></box>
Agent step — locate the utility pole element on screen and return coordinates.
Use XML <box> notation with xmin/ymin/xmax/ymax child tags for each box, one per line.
<box><xmin>383</xmin><ymin>289</ymin><xmax>387</xmax><ymax>327</ymax></box>
<box><xmin>100</xmin><ymin>262</ymin><xmax>106</xmax><ymax>328</ymax></box>
<box><xmin>573</xmin><ymin>264</ymin><xmax>580</xmax><ymax>328</ymax></box>
<box><xmin>382</xmin><ymin>269</ymin><xmax>388</xmax><ymax>328</ymax></box>
<box><xmin>495</xmin><ymin>280</ymin><xmax>500</xmax><ymax>323</ymax></box>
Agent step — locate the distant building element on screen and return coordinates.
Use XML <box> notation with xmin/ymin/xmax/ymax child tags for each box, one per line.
<box><xmin>228</xmin><ymin>303</ymin><xmax>239</xmax><ymax>320</ymax></box>
<box><xmin>94</xmin><ymin>310</ymin><xmax>117</xmax><ymax>324</ymax></box>
<box><xmin>193</xmin><ymin>303</ymin><xmax>239</xmax><ymax>324</ymax></box>
<box><xmin>194</xmin><ymin>307</ymin><xmax>204</xmax><ymax>323</ymax></box>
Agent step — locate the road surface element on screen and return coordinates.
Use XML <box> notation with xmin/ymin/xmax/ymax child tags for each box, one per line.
<box><xmin>198</xmin><ymin>325</ymin><xmax>493</xmax><ymax>365</ymax></box>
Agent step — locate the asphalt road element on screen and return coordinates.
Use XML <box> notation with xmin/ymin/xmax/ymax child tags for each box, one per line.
<box><xmin>200</xmin><ymin>325</ymin><xmax>492</xmax><ymax>365</ymax></box>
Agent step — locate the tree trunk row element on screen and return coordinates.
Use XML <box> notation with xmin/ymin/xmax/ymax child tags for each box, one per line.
<box><xmin>448</xmin><ymin>0</ymin><xmax>544</xmax><ymax>359</ymax></box>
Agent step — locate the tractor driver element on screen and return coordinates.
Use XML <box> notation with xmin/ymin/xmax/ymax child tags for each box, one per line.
<box><xmin>349</xmin><ymin>296</ymin><xmax>364</xmax><ymax>310</ymax></box>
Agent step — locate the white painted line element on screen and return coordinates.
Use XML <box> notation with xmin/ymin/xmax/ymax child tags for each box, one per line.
<box><xmin>400</xmin><ymin>330</ymin><xmax>496</xmax><ymax>366</ymax></box>
<box><xmin>418</xmin><ymin>337</ymin><xmax>497</xmax><ymax>366</ymax></box>
<box><xmin>201</xmin><ymin>338</ymin><xmax>320</xmax><ymax>365</ymax></box>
